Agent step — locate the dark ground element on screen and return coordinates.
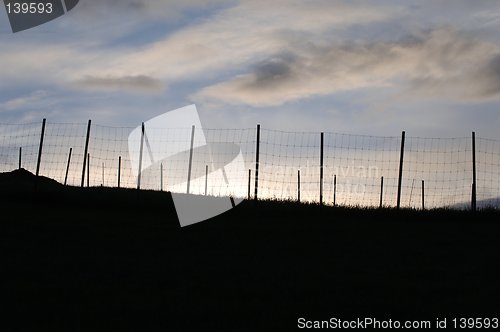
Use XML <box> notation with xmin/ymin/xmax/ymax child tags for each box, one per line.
<box><xmin>1</xmin><ymin>169</ymin><xmax>499</xmax><ymax>331</ymax></box>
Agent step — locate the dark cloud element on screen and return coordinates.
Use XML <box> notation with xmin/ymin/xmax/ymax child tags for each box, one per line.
<box><xmin>243</xmin><ymin>55</ymin><xmax>298</xmax><ymax>90</ymax></box>
<box><xmin>474</xmin><ymin>54</ymin><xmax>500</xmax><ymax>98</ymax></box>
<box><xmin>74</xmin><ymin>75</ymin><xmax>165</xmax><ymax>92</ymax></box>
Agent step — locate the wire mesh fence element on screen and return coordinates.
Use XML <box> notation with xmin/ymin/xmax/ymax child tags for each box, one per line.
<box><xmin>1</xmin><ymin>119</ymin><xmax>499</xmax><ymax>209</ymax></box>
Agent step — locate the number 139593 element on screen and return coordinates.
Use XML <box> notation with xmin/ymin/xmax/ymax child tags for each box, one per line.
<box><xmin>6</xmin><ymin>2</ymin><xmax>53</xmax><ymax>14</ymax></box>
<box><xmin>452</xmin><ymin>318</ymin><xmax>498</xmax><ymax>329</ymax></box>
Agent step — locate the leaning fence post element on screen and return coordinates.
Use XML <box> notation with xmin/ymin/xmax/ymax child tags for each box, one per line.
<box><xmin>472</xmin><ymin>132</ymin><xmax>477</xmax><ymax>212</ymax></box>
<box><xmin>18</xmin><ymin>147</ymin><xmax>22</xmax><ymax>170</ymax></box>
<box><xmin>137</xmin><ymin>122</ymin><xmax>145</xmax><ymax>190</ymax></box>
<box><xmin>35</xmin><ymin>118</ymin><xmax>46</xmax><ymax>177</ymax></box>
<box><xmin>87</xmin><ymin>153</ymin><xmax>90</xmax><ymax>187</ymax></box>
<box><xmin>421</xmin><ymin>180</ymin><xmax>425</xmax><ymax>210</ymax></box>
<box><xmin>380</xmin><ymin>176</ymin><xmax>384</xmax><ymax>208</ymax></box>
<box><xmin>81</xmin><ymin>120</ymin><xmax>91</xmax><ymax>187</ymax></box>
<box><xmin>320</xmin><ymin>132</ymin><xmax>324</xmax><ymax>206</ymax></box>
<box><xmin>254</xmin><ymin>124</ymin><xmax>261</xmax><ymax>201</ymax></box>
<box><xmin>187</xmin><ymin>125</ymin><xmax>195</xmax><ymax>194</ymax></box>
<box><xmin>397</xmin><ymin>131</ymin><xmax>406</xmax><ymax>209</ymax></box>
<box><xmin>297</xmin><ymin>170</ymin><xmax>301</xmax><ymax>203</ymax></box>
<box><xmin>64</xmin><ymin>148</ymin><xmax>72</xmax><ymax>186</ymax></box>
<box><xmin>118</xmin><ymin>156</ymin><xmax>121</xmax><ymax>188</ymax></box>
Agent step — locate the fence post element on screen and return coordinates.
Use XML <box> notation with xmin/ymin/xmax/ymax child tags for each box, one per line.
<box><xmin>137</xmin><ymin>122</ymin><xmax>145</xmax><ymax>190</ymax></box>
<box><xmin>320</xmin><ymin>132</ymin><xmax>324</xmax><ymax>206</ymax></box>
<box><xmin>254</xmin><ymin>124</ymin><xmax>261</xmax><ymax>201</ymax></box>
<box><xmin>81</xmin><ymin>120</ymin><xmax>91</xmax><ymax>187</ymax></box>
<box><xmin>18</xmin><ymin>147</ymin><xmax>22</xmax><ymax>169</ymax></box>
<box><xmin>379</xmin><ymin>176</ymin><xmax>384</xmax><ymax>208</ymax></box>
<box><xmin>409</xmin><ymin>178</ymin><xmax>415</xmax><ymax>208</ymax></box>
<box><xmin>87</xmin><ymin>153</ymin><xmax>90</xmax><ymax>187</ymax></box>
<box><xmin>205</xmin><ymin>165</ymin><xmax>208</xmax><ymax>195</ymax></box>
<box><xmin>472</xmin><ymin>132</ymin><xmax>477</xmax><ymax>212</ymax></box>
<box><xmin>248</xmin><ymin>169</ymin><xmax>251</xmax><ymax>200</ymax></box>
<box><xmin>64</xmin><ymin>148</ymin><xmax>72</xmax><ymax>186</ymax></box>
<box><xmin>118</xmin><ymin>156</ymin><xmax>121</xmax><ymax>188</ymax></box>
<box><xmin>297</xmin><ymin>170</ymin><xmax>301</xmax><ymax>203</ymax></box>
<box><xmin>160</xmin><ymin>162</ymin><xmax>163</xmax><ymax>192</ymax></box>
<box><xmin>35</xmin><ymin>118</ymin><xmax>46</xmax><ymax>177</ymax></box>
<box><xmin>397</xmin><ymin>131</ymin><xmax>406</xmax><ymax>209</ymax></box>
<box><xmin>333</xmin><ymin>174</ymin><xmax>337</xmax><ymax>207</ymax></box>
<box><xmin>187</xmin><ymin>125</ymin><xmax>195</xmax><ymax>194</ymax></box>
<box><xmin>102</xmin><ymin>162</ymin><xmax>105</xmax><ymax>187</ymax></box>
<box><xmin>421</xmin><ymin>180</ymin><xmax>425</xmax><ymax>210</ymax></box>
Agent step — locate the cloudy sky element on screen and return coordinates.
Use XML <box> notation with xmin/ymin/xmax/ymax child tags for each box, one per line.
<box><xmin>1</xmin><ymin>0</ymin><xmax>500</xmax><ymax>137</ymax></box>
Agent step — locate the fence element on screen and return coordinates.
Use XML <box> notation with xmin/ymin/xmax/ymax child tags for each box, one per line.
<box><xmin>1</xmin><ymin>119</ymin><xmax>500</xmax><ymax>210</ymax></box>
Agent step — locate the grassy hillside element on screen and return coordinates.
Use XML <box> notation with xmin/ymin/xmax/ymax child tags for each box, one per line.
<box><xmin>1</xmin><ymin>169</ymin><xmax>500</xmax><ymax>331</ymax></box>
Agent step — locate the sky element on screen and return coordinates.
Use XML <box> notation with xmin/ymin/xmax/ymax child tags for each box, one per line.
<box><xmin>2</xmin><ymin>0</ymin><xmax>500</xmax><ymax>138</ymax></box>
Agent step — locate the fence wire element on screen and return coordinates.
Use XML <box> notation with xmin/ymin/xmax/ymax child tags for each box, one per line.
<box><xmin>1</xmin><ymin>120</ymin><xmax>498</xmax><ymax>209</ymax></box>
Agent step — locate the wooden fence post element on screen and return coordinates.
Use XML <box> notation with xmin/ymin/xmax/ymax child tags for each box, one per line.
<box><xmin>160</xmin><ymin>162</ymin><xmax>163</xmax><ymax>192</ymax></box>
<box><xmin>421</xmin><ymin>180</ymin><xmax>425</xmax><ymax>210</ymax></box>
<box><xmin>137</xmin><ymin>123</ymin><xmax>145</xmax><ymax>190</ymax></box>
<box><xmin>64</xmin><ymin>148</ymin><xmax>72</xmax><ymax>186</ymax></box>
<box><xmin>35</xmin><ymin>118</ymin><xmax>46</xmax><ymax>177</ymax></box>
<box><xmin>380</xmin><ymin>176</ymin><xmax>384</xmax><ymax>208</ymax></box>
<box><xmin>297</xmin><ymin>170</ymin><xmax>301</xmax><ymax>203</ymax></box>
<box><xmin>248</xmin><ymin>169</ymin><xmax>251</xmax><ymax>200</ymax></box>
<box><xmin>254</xmin><ymin>124</ymin><xmax>261</xmax><ymax>201</ymax></box>
<box><xmin>187</xmin><ymin>125</ymin><xmax>195</xmax><ymax>194</ymax></box>
<box><xmin>205</xmin><ymin>165</ymin><xmax>208</xmax><ymax>195</ymax></box>
<box><xmin>87</xmin><ymin>153</ymin><xmax>90</xmax><ymax>187</ymax></box>
<box><xmin>118</xmin><ymin>156</ymin><xmax>121</xmax><ymax>188</ymax></box>
<box><xmin>333</xmin><ymin>174</ymin><xmax>337</xmax><ymax>207</ymax></box>
<box><xmin>81</xmin><ymin>120</ymin><xmax>91</xmax><ymax>187</ymax></box>
<box><xmin>472</xmin><ymin>132</ymin><xmax>477</xmax><ymax>212</ymax></box>
<box><xmin>320</xmin><ymin>132</ymin><xmax>324</xmax><ymax>206</ymax></box>
<box><xmin>397</xmin><ymin>131</ymin><xmax>406</xmax><ymax>209</ymax></box>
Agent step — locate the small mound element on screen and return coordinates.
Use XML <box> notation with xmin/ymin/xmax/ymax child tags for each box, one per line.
<box><xmin>0</xmin><ymin>168</ymin><xmax>62</xmax><ymax>192</ymax></box>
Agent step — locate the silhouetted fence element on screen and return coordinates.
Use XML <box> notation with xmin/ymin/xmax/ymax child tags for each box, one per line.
<box><xmin>1</xmin><ymin>119</ymin><xmax>499</xmax><ymax>210</ymax></box>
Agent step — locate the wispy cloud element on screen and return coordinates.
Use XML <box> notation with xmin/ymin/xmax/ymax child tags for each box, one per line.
<box><xmin>1</xmin><ymin>1</ymin><xmax>397</xmax><ymax>94</ymax></box>
<box><xmin>0</xmin><ymin>90</ymin><xmax>50</xmax><ymax>112</ymax></box>
<box><xmin>62</xmin><ymin>1</ymin><xmax>397</xmax><ymax>85</ymax></box>
<box><xmin>193</xmin><ymin>28</ymin><xmax>500</xmax><ymax>106</ymax></box>
<box><xmin>74</xmin><ymin>75</ymin><xmax>165</xmax><ymax>93</ymax></box>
